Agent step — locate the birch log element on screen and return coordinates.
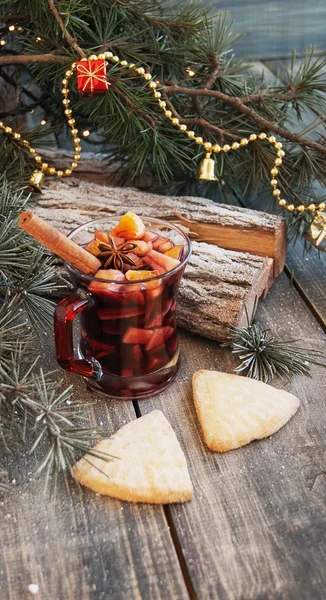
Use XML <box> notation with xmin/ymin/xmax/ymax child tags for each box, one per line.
<box><xmin>37</xmin><ymin>175</ymin><xmax>286</xmax><ymax>274</ymax></box>
<box><xmin>34</xmin><ymin>177</ymin><xmax>282</xmax><ymax>341</ymax></box>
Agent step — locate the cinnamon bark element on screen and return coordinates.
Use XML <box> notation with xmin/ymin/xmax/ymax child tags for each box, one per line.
<box><xmin>18</xmin><ymin>211</ymin><xmax>101</xmax><ymax>275</ymax></box>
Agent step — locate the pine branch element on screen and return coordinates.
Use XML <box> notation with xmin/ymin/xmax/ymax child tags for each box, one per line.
<box><xmin>0</xmin><ymin>53</ymin><xmax>69</xmax><ymax>66</ymax></box>
<box><xmin>46</xmin><ymin>0</ymin><xmax>87</xmax><ymax>59</ymax></box>
<box><xmin>163</xmin><ymin>85</ymin><xmax>326</xmax><ymax>155</ymax></box>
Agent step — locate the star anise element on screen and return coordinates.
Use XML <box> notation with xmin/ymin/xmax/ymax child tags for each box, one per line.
<box><xmin>97</xmin><ymin>236</ymin><xmax>137</xmax><ymax>270</ymax></box>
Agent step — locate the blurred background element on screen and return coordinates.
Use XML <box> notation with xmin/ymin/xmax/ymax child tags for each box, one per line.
<box><xmin>213</xmin><ymin>0</ymin><xmax>325</xmax><ymax>59</ymax></box>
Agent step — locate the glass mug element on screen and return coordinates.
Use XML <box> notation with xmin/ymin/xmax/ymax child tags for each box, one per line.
<box><xmin>54</xmin><ymin>217</ymin><xmax>191</xmax><ymax>399</ymax></box>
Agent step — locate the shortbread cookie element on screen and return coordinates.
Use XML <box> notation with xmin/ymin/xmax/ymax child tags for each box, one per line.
<box><xmin>72</xmin><ymin>410</ymin><xmax>193</xmax><ymax>503</ymax></box>
<box><xmin>192</xmin><ymin>370</ymin><xmax>300</xmax><ymax>452</ymax></box>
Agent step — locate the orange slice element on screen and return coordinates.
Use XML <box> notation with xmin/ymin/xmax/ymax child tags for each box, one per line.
<box><xmin>125</xmin><ymin>270</ymin><xmax>160</xmax><ymax>281</ymax></box>
<box><xmin>111</xmin><ymin>212</ymin><xmax>146</xmax><ymax>240</ymax></box>
<box><xmin>164</xmin><ymin>245</ymin><xmax>184</xmax><ymax>260</ymax></box>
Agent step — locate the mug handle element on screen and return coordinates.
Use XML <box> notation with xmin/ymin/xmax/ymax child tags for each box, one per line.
<box><xmin>54</xmin><ymin>293</ymin><xmax>102</xmax><ymax>379</ymax></box>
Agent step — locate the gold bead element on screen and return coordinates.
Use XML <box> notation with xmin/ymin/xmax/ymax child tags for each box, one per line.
<box><xmin>97</xmin><ymin>53</ymin><xmax>105</xmax><ymax>60</ymax></box>
<box><xmin>268</xmin><ymin>135</ymin><xmax>276</xmax><ymax>143</ymax></box>
<box><xmin>275</xmin><ymin>142</ymin><xmax>283</xmax><ymax>149</ymax></box>
<box><xmin>23</xmin><ymin>140</ymin><xmax>29</xmax><ymax>147</ymax></box>
<box><xmin>308</xmin><ymin>203</ymin><xmax>316</xmax><ymax>211</ymax></box>
<box><xmin>212</xmin><ymin>144</ymin><xmax>221</xmax><ymax>152</ymax></box>
<box><xmin>80</xmin><ymin>57</ymin><xmax>88</xmax><ymax>62</ymax></box>
<box><xmin>64</xmin><ymin>109</ymin><xmax>72</xmax><ymax>116</ymax></box>
<box><xmin>14</xmin><ymin>133</ymin><xmax>21</xmax><ymax>139</ymax></box>
<box><xmin>62</xmin><ymin>79</ymin><xmax>68</xmax><ymax>86</ymax></box>
<box><xmin>120</xmin><ymin>60</ymin><xmax>128</xmax><ymax>67</ymax></box>
<box><xmin>149</xmin><ymin>81</ymin><xmax>157</xmax><ymax>89</ymax></box>
<box><xmin>272</xmin><ymin>189</ymin><xmax>281</xmax><ymax>197</ymax></box>
<box><xmin>68</xmin><ymin>118</ymin><xmax>75</xmax><ymax>126</ymax></box>
<box><xmin>136</xmin><ymin>67</ymin><xmax>145</xmax><ymax>74</ymax></box>
<box><xmin>297</xmin><ymin>205</ymin><xmax>305</xmax><ymax>212</ymax></box>
<box><xmin>179</xmin><ymin>124</ymin><xmax>187</xmax><ymax>131</ymax></box>
<box><xmin>165</xmin><ymin>110</ymin><xmax>172</xmax><ymax>117</ymax></box>
<box><xmin>274</xmin><ymin>158</ymin><xmax>282</xmax><ymax>166</ymax></box>
<box><xmin>71</xmin><ymin>128</ymin><xmax>78</xmax><ymax>136</ymax></box>
<box><xmin>171</xmin><ymin>118</ymin><xmax>179</xmax><ymax>125</ymax></box>
<box><xmin>143</xmin><ymin>73</ymin><xmax>151</xmax><ymax>80</ymax></box>
<box><xmin>0</xmin><ymin>121</ymin><xmax>3</xmax><ymax>128</ymax></box>
<box><xmin>89</xmin><ymin>55</ymin><xmax>98</xmax><ymax>61</ymax></box>
<box><xmin>278</xmin><ymin>199</ymin><xmax>287</xmax><ymax>207</ymax></box>
<box><xmin>65</xmin><ymin>168</ymin><xmax>72</xmax><ymax>176</ymax></box>
<box><xmin>258</xmin><ymin>132</ymin><xmax>267</xmax><ymax>140</ymax></box>
<box><xmin>57</xmin><ymin>170</ymin><xmax>64</xmax><ymax>177</ymax></box>
<box><xmin>195</xmin><ymin>137</ymin><xmax>203</xmax><ymax>144</ymax></box>
<box><xmin>128</xmin><ymin>63</ymin><xmax>135</xmax><ymax>69</ymax></box>
<box><xmin>158</xmin><ymin>100</ymin><xmax>166</xmax><ymax>108</ymax></box>
<box><xmin>104</xmin><ymin>51</ymin><xmax>113</xmax><ymax>59</ymax></box>
<box><xmin>62</xmin><ymin>99</ymin><xmax>70</xmax><ymax>106</ymax></box>
<box><xmin>231</xmin><ymin>142</ymin><xmax>239</xmax><ymax>150</ymax></box>
<box><xmin>35</xmin><ymin>155</ymin><xmax>42</xmax><ymax>162</ymax></box>
<box><xmin>270</xmin><ymin>179</ymin><xmax>278</xmax><ymax>187</ymax></box>
<box><xmin>71</xmin><ymin>162</ymin><xmax>78</xmax><ymax>169</ymax></box>
<box><xmin>187</xmin><ymin>131</ymin><xmax>195</xmax><ymax>138</ymax></box>
<box><xmin>240</xmin><ymin>138</ymin><xmax>248</xmax><ymax>146</ymax></box>
<box><xmin>287</xmin><ymin>204</ymin><xmax>295</xmax><ymax>212</ymax></box>
<box><xmin>48</xmin><ymin>167</ymin><xmax>56</xmax><ymax>175</ymax></box>
<box><xmin>112</xmin><ymin>56</ymin><xmax>120</xmax><ymax>63</ymax></box>
<box><xmin>71</xmin><ymin>62</ymin><xmax>76</xmax><ymax>69</ymax></box>
<box><xmin>65</xmin><ymin>70</ymin><xmax>73</xmax><ymax>77</ymax></box>
<box><xmin>222</xmin><ymin>144</ymin><xmax>230</xmax><ymax>152</ymax></box>
<box><xmin>74</xmin><ymin>146</ymin><xmax>82</xmax><ymax>152</ymax></box>
<box><xmin>318</xmin><ymin>202</ymin><xmax>325</xmax><ymax>211</ymax></box>
<box><xmin>270</xmin><ymin>167</ymin><xmax>278</xmax><ymax>176</ymax></box>
<box><xmin>73</xmin><ymin>154</ymin><xmax>81</xmax><ymax>161</ymax></box>
<box><xmin>42</xmin><ymin>163</ymin><xmax>48</xmax><ymax>170</ymax></box>
<box><xmin>277</xmin><ymin>150</ymin><xmax>285</xmax><ymax>158</ymax></box>
<box><xmin>204</xmin><ymin>142</ymin><xmax>212</xmax><ymax>151</ymax></box>
<box><xmin>249</xmin><ymin>133</ymin><xmax>257</xmax><ymax>141</ymax></box>
<box><xmin>62</xmin><ymin>88</ymin><xmax>68</xmax><ymax>94</ymax></box>
<box><xmin>154</xmin><ymin>91</ymin><xmax>161</xmax><ymax>98</ymax></box>
<box><xmin>29</xmin><ymin>148</ymin><xmax>36</xmax><ymax>155</ymax></box>
<box><xmin>5</xmin><ymin>126</ymin><xmax>12</xmax><ymax>133</ymax></box>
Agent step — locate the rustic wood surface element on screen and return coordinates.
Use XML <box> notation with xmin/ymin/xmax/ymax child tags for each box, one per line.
<box><xmin>1</xmin><ymin>272</ymin><xmax>325</xmax><ymax>600</ymax></box>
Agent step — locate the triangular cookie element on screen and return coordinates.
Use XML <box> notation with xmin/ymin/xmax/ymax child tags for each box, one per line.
<box><xmin>192</xmin><ymin>370</ymin><xmax>300</xmax><ymax>452</ymax></box>
<box><xmin>72</xmin><ymin>410</ymin><xmax>193</xmax><ymax>503</ymax></box>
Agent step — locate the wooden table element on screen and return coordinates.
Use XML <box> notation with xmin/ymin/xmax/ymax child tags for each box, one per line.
<box><xmin>1</xmin><ymin>265</ymin><xmax>325</xmax><ymax>600</ymax></box>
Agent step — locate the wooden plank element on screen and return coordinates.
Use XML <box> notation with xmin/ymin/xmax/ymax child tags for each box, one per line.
<box><xmin>0</xmin><ymin>355</ymin><xmax>189</xmax><ymax>600</ymax></box>
<box><xmin>135</xmin><ymin>274</ymin><xmax>326</xmax><ymax>599</ymax></box>
<box><xmin>211</xmin><ymin>1</ymin><xmax>326</xmax><ymax>59</ymax></box>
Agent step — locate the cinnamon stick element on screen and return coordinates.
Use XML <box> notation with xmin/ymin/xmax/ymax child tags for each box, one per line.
<box><xmin>18</xmin><ymin>211</ymin><xmax>101</xmax><ymax>275</ymax></box>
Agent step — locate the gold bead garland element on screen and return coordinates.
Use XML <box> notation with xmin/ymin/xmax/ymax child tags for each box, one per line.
<box><xmin>0</xmin><ymin>50</ymin><xmax>325</xmax><ymax>216</ymax></box>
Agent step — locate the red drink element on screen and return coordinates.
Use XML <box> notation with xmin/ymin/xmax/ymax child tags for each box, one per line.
<box><xmin>54</xmin><ymin>217</ymin><xmax>191</xmax><ymax>399</ymax></box>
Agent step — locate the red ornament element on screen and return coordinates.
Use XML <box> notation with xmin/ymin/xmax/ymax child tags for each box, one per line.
<box><xmin>76</xmin><ymin>59</ymin><xmax>109</xmax><ymax>95</ymax></box>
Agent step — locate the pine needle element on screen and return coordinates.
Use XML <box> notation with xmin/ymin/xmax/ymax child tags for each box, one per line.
<box><xmin>223</xmin><ymin>320</ymin><xmax>325</xmax><ymax>384</ymax></box>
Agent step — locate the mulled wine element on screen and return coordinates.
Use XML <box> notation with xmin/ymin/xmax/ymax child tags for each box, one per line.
<box><xmin>54</xmin><ymin>214</ymin><xmax>191</xmax><ymax>399</ymax></box>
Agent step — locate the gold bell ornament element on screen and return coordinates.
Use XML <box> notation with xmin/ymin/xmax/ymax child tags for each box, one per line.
<box><xmin>303</xmin><ymin>211</ymin><xmax>326</xmax><ymax>251</ymax></box>
<box><xmin>28</xmin><ymin>170</ymin><xmax>45</xmax><ymax>193</ymax></box>
<box><xmin>196</xmin><ymin>153</ymin><xmax>218</xmax><ymax>181</ymax></box>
